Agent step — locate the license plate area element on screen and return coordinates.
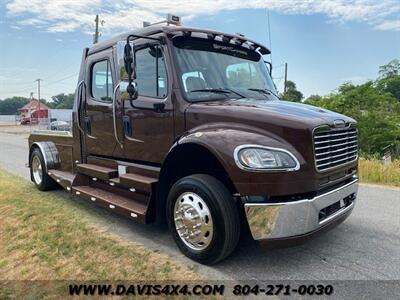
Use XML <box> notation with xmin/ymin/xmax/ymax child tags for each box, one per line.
<box><xmin>318</xmin><ymin>192</ymin><xmax>356</xmax><ymax>222</ymax></box>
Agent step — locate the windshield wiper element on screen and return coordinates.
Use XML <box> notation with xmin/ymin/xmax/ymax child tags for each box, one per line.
<box><xmin>189</xmin><ymin>88</ymin><xmax>230</xmax><ymax>94</ymax></box>
<box><xmin>189</xmin><ymin>88</ymin><xmax>245</xmax><ymax>98</ymax></box>
<box><xmin>248</xmin><ymin>88</ymin><xmax>270</xmax><ymax>95</ymax></box>
<box><xmin>248</xmin><ymin>88</ymin><xmax>278</xmax><ymax>98</ymax></box>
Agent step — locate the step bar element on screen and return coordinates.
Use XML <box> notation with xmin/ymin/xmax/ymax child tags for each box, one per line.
<box><xmin>117</xmin><ymin>173</ymin><xmax>157</xmax><ymax>193</ymax></box>
<box><xmin>47</xmin><ymin>162</ymin><xmax>159</xmax><ymax>224</ymax></box>
<box><xmin>76</xmin><ymin>163</ymin><xmax>118</xmax><ymax>181</ymax></box>
<box><xmin>72</xmin><ymin>185</ymin><xmax>147</xmax><ymax>223</ymax></box>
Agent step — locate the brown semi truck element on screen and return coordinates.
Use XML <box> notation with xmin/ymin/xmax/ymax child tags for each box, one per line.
<box><xmin>28</xmin><ymin>16</ymin><xmax>359</xmax><ymax>264</ymax></box>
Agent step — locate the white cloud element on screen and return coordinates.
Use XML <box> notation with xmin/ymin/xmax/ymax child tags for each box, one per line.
<box><xmin>17</xmin><ymin>18</ymin><xmax>48</xmax><ymax>26</ymax></box>
<box><xmin>5</xmin><ymin>0</ymin><xmax>400</xmax><ymax>34</ymax></box>
<box><xmin>375</xmin><ymin>19</ymin><xmax>400</xmax><ymax>31</ymax></box>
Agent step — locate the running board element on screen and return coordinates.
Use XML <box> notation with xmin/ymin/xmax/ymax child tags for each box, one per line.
<box><xmin>111</xmin><ymin>173</ymin><xmax>157</xmax><ymax>194</ymax></box>
<box><xmin>76</xmin><ymin>163</ymin><xmax>118</xmax><ymax>181</ymax></box>
<box><xmin>48</xmin><ymin>169</ymin><xmax>75</xmax><ymax>190</ymax></box>
<box><xmin>72</xmin><ymin>185</ymin><xmax>148</xmax><ymax>223</ymax></box>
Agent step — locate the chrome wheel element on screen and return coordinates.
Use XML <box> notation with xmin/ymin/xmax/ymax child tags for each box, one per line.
<box><xmin>173</xmin><ymin>192</ymin><xmax>213</xmax><ymax>251</ymax></box>
<box><xmin>32</xmin><ymin>155</ymin><xmax>43</xmax><ymax>185</ymax></box>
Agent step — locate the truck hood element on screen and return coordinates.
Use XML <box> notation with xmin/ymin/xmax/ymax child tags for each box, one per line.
<box><xmin>185</xmin><ymin>99</ymin><xmax>355</xmax><ymax>131</ymax></box>
<box><xmin>184</xmin><ymin>99</ymin><xmax>356</xmax><ymax>165</ymax></box>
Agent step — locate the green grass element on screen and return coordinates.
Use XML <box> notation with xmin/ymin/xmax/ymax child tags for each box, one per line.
<box><xmin>0</xmin><ymin>168</ymin><xmax>199</xmax><ymax>283</ymax></box>
<box><xmin>359</xmin><ymin>159</ymin><xmax>400</xmax><ymax>187</ymax></box>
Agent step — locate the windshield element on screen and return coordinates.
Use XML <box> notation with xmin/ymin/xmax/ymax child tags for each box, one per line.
<box><xmin>172</xmin><ymin>36</ymin><xmax>278</xmax><ymax>102</ymax></box>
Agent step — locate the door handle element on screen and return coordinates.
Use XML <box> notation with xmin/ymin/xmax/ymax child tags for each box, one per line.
<box><xmin>76</xmin><ymin>80</ymin><xmax>86</xmax><ymax>135</ymax></box>
<box><xmin>123</xmin><ymin>115</ymin><xmax>132</xmax><ymax>137</ymax></box>
<box><xmin>84</xmin><ymin>116</ymin><xmax>91</xmax><ymax>135</ymax></box>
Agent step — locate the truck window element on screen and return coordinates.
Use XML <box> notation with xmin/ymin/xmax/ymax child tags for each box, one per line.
<box><xmin>173</xmin><ymin>37</ymin><xmax>278</xmax><ymax>102</ymax></box>
<box><xmin>91</xmin><ymin>60</ymin><xmax>113</xmax><ymax>102</ymax></box>
<box><xmin>135</xmin><ymin>46</ymin><xmax>168</xmax><ymax>98</ymax></box>
<box><xmin>226</xmin><ymin>63</ymin><xmax>264</xmax><ymax>89</ymax></box>
<box><xmin>182</xmin><ymin>71</ymin><xmax>205</xmax><ymax>92</ymax></box>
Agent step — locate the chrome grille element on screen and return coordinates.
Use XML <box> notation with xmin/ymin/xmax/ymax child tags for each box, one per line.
<box><xmin>313</xmin><ymin>125</ymin><xmax>358</xmax><ymax>171</ymax></box>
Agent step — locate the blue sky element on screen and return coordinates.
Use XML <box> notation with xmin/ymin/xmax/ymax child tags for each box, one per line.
<box><xmin>0</xmin><ymin>0</ymin><xmax>399</xmax><ymax>100</ymax></box>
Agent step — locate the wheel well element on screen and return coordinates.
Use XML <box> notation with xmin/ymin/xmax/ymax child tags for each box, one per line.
<box><xmin>29</xmin><ymin>144</ymin><xmax>39</xmax><ymax>165</ymax></box>
<box><xmin>28</xmin><ymin>141</ymin><xmax>60</xmax><ymax>172</ymax></box>
<box><xmin>155</xmin><ymin>143</ymin><xmax>237</xmax><ymax>224</ymax></box>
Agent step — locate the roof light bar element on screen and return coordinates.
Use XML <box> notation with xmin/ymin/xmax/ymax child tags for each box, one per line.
<box><xmin>170</xmin><ymin>29</ymin><xmax>270</xmax><ymax>55</ymax></box>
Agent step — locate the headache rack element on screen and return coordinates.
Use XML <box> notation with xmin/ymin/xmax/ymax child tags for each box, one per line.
<box><xmin>313</xmin><ymin>124</ymin><xmax>358</xmax><ymax>171</ymax></box>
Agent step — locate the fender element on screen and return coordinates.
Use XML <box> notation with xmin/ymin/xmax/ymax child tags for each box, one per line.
<box><xmin>29</xmin><ymin>141</ymin><xmax>61</xmax><ymax>171</ymax></box>
<box><xmin>176</xmin><ymin>123</ymin><xmax>305</xmax><ymax>171</ymax></box>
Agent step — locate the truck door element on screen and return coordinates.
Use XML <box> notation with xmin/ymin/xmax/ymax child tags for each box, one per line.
<box><xmin>119</xmin><ymin>42</ymin><xmax>174</xmax><ymax>164</ymax></box>
<box><xmin>83</xmin><ymin>49</ymin><xmax>122</xmax><ymax>158</ymax></box>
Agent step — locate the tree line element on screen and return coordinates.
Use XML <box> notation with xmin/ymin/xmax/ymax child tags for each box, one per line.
<box><xmin>0</xmin><ymin>93</ymin><xmax>75</xmax><ymax>115</ymax></box>
<box><xmin>281</xmin><ymin>59</ymin><xmax>400</xmax><ymax>158</ymax></box>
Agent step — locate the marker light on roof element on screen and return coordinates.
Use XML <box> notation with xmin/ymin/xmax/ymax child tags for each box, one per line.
<box><xmin>143</xmin><ymin>13</ymin><xmax>182</xmax><ymax>28</ymax></box>
<box><xmin>167</xmin><ymin>14</ymin><xmax>181</xmax><ymax>26</ymax></box>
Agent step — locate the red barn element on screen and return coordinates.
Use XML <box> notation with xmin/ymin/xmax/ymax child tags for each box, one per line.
<box><xmin>18</xmin><ymin>99</ymin><xmax>49</xmax><ymax>124</ymax></box>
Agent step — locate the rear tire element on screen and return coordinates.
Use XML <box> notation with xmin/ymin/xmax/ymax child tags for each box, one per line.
<box><xmin>166</xmin><ymin>174</ymin><xmax>240</xmax><ymax>264</ymax></box>
<box><xmin>30</xmin><ymin>148</ymin><xmax>57</xmax><ymax>191</ymax></box>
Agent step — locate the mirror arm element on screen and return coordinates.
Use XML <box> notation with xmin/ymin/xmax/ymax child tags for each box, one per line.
<box><xmin>264</xmin><ymin>60</ymin><xmax>273</xmax><ymax>76</ymax></box>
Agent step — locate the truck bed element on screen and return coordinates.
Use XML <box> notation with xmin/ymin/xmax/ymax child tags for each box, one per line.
<box><xmin>28</xmin><ymin>131</ymin><xmax>75</xmax><ymax>173</ymax></box>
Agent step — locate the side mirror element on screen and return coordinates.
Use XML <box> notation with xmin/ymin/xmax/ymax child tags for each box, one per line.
<box><xmin>124</xmin><ymin>42</ymin><xmax>138</xmax><ymax>100</ymax></box>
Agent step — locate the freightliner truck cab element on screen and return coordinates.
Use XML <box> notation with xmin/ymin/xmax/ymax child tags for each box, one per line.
<box><xmin>28</xmin><ymin>15</ymin><xmax>359</xmax><ymax>264</ymax></box>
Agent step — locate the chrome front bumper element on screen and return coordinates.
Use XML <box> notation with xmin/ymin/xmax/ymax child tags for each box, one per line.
<box><xmin>244</xmin><ymin>178</ymin><xmax>358</xmax><ymax>241</ymax></box>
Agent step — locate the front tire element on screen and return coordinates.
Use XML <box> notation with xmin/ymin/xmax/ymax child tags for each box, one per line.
<box><xmin>30</xmin><ymin>148</ymin><xmax>57</xmax><ymax>191</ymax></box>
<box><xmin>166</xmin><ymin>174</ymin><xmax>240</xmax><ymax>264</ymax></box>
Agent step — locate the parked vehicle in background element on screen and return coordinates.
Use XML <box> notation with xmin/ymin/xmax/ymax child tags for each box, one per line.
<box><xmin>20</xmin><ymin>117</ymin><xmax>35</xmax><ymax>125</ymax></box>
<box><xmin>20</xmin><ymin>109</ymin><xmax>48</xmax><ymax>125</ymax></box>
<box><xmin>48</xmin><ymin>109</ymin><xmax>73</xmax><ymax>124</ymax></box>
<box><xmin>49</xmin><ymin>121</ymin><xmax>71</xmax><ymax>131</ymax></box>
<box><xmin>27</xmin><ymin>15</ymin><xmax>359</xmax><ymax>264</ymax></box>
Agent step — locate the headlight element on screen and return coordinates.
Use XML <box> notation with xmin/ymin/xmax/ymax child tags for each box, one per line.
<box><xmin>234</xmin><ymin>145</ymin><xmax>300</xmax><ymax>171</ymax></box>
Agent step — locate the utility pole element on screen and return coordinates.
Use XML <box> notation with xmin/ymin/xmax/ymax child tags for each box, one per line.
<box><xmin>284</xmin><ymin>63</ymin><xmax>288</xmax><ymax>93</ymax></box>
<box><xmin>35</xmin><ymin>78</ymin><xmax>42</xmax><ymax>112</ymax></box>
<box><xmin>93</xmin><ymin>15</ymin><xmax>99</xmax><ymax>44</ymax></box>
<box><xmin>93</xmin><ymin>15</ymin><xmax>105</xmax><ymax>44</ymax></box>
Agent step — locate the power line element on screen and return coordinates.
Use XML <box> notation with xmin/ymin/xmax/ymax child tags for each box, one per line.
<box><xmin>2</xmin><ymin>85</ymin><xmax>37</xmax><ymax>95</ymax></box>
<box><xmin>42</xmin><ymin>73</ymin><xmax>78</xmax><ymax>87</ymax></box>
<box><xmin>1</xmin><ymin>63</ymin><xmax>78</xmax><ymax>86</ymax></box>
<box><xmin>2</xmin><ymin>73</ymin><xmax>78</xmax><ymax>97</ymax></box>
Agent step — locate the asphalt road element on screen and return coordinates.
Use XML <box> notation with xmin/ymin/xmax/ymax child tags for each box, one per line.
<box><xmin>1</xmin><ymin>131</ymin><xmax>399</xmax><ymax>281</ymax></box>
